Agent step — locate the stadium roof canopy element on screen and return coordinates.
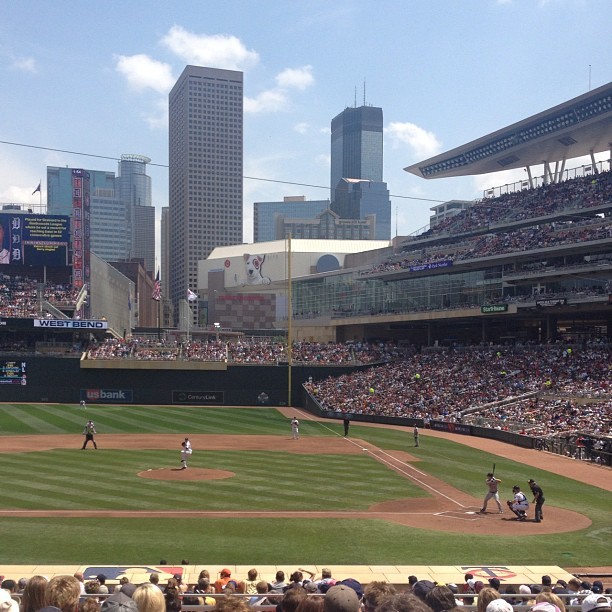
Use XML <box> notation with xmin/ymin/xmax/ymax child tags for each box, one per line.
<box><xmin>405</xmin><ymin>81</ymin><xmax>612</xmax><ymax>179</ymax></box>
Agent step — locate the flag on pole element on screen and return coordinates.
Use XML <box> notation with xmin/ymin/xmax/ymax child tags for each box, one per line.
<box><xmin>152</xmin><ymin>271</ymin><xmax>161</xmax><ymax>301</ymax></box>
<box><xmin>32</xmin><ymin>182</ymin><xmax>41</xmax><ymax>195</ymax></box>
<box><xmin>187</xmin><ymin>288</ymin><xmax>198</xmax><ymax>302</ymax></box>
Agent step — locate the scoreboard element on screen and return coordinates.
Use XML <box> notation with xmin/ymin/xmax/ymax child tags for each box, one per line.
<box><xmin>0</xmin><ymin>360</ymin><xmax>27</xmax><ymax>385</ymax></box>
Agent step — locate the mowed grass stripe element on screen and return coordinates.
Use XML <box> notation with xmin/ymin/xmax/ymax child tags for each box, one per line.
<box><xmin>0</xmin><ymin>449</ymin><xmax>421</xmax><ymax>511</ymax></box>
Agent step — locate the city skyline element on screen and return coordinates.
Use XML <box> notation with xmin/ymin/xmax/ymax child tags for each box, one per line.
<box><xmin>1</xmin><ymin>1</ymin><xmax>611</xmax><ymax>246</ymax></box>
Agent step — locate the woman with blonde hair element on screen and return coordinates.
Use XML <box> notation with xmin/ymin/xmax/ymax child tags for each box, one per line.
<box><xmin>133</xmin><ymin>583</ymin><xmax>166</xmax><ymax>612</ymax></box>
<box><xmin>535</xmin><ymin>591</ymin><xmax>566</xmax><ymax>612</ymax></box>
<box><xmin>477</xmin><ymin>587</ymin><xmax>501</xmax><ymax>612</ymax></box>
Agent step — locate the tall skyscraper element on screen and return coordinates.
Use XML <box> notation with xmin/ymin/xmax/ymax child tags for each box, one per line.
<box><xmin>329</xmin><ymin>105</ymin><xmax>391</xmax><ymax>239</ymax></box>
<box><xmin>330</xmin><ymin>105</ymin><xmax>383</xmax><ymax>194</ymax></box>
<box><xmin>168</xmin><ymin>65</ymin><xmax>243</xmax><ymax>322</ymax></box>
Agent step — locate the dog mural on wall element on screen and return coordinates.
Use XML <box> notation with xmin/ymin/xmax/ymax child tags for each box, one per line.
<box><xmin>243</xmin><ymin>253</ymin><xmax>271</xmax><ymax>285</ymax></box>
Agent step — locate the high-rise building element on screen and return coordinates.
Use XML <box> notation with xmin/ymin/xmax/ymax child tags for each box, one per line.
<box><xmin>330</xmin><ymin>105</ymin><xmax>383</xmax><ymax>194</ymax></box>
<box><xmin>47</xmin><ymin>155</ymin><xmax>155</xmax><ymax>271</ymax></box>
<box><xmin>253</xmin><ymin>196</ymin><xmax>330</xmax><ymax>242</ymax></box>
<box><xmin>331</xmin><ymin>178</ymin><xmax>391</xmax><ymax>240</ymax></box>
<box><xmin>168</xmin><ymin>65</ymin><xmax>243</xmax><ymax>323</ymax></box>
<box><xmin>329</xmin><ymin>105</ymin><xmax>391</xmax><ymax>239</ymax></box>
<box><xmin>118</xmin><ymin>155</ymin><xmax>154</xmax><ymax>272</ymax></box>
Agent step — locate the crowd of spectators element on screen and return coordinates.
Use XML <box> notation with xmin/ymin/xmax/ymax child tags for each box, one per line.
<box><xmin>0</xmin><ymin>276</ymin><xmax>78</xmax><ymax>318</ymax></box>
<box><xmin>414</xmin><ymin>170</ymin><xmax>611</xmax><ymax>239</ymax></box>
<box><xmin>366</xmin><ymin>218</ymin><xmax>610</xmax><ymax>276</ymax></box>
<box><xmin>304</xmin><ymin>345</ymin><xmax>611</xmax><ymax>439</ymax></box>
<box><xmin>365</xmin><ymin>168</ymin><xmax>611</xmax><ymax>277</ymax></box>
<box><xmin>1</xmin><ymin>569</ymin><xmax>610</xmax><ymax>612</ymax></box>
<box><xmin>86</xmin><ymin>339</ymin><xmax>405</xmax><ymax>365</ymax></box>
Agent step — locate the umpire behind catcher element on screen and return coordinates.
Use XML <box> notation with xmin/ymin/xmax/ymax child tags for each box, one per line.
<box><xmin>528</xmin><ymin>478</ymin><xmax>545</xmax><ymax>523</ymax></box>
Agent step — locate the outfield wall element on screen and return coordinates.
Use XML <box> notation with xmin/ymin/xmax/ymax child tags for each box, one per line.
<box><xmin>0</xmin><ymin>356</ymin><xmax>368</xmax><ymax>407</ymax></box>
<box><xmin>3</xmin><ymin>356</ymin><xmax>535</xmax><ymax>451</ymax></box>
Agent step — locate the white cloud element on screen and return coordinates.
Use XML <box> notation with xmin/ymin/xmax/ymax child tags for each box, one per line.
<box><xmin>115</xmin><ymin>54</ymin><xmax>175</xmax><ymax>94</ymax></box>
<box><xmin>143</xmin><ymin>98</ymin><xmax>169</xmax><ymax>131</ymax></box>
<box><xmin>386</xmin><ymin>122</ymin><xmax>442</xmax><ymax>160</ymax></box>
<box><xmin>161</xmin><ymin>26</ymin><xmax>259</xmax><ymax>70</ymax></box>
<box><xmin>294</xmin><ymin>122</ymin><xmax>309</xmax><ymax>135</ymax></box>
<box><xmin>244</xmin><ymin>89</ymin><xmax>288</xmax><ymax>114</ymax></box>
<box><xmin>276</xmin><ymin>65</ymin><xmax>314</xmax><ymax>90</ymax></box>
<box><xmin>316</xmin><ymin>153</ymin><xmax>330</xmax><ymax>169</ymax></box>
<box><xmin>11</xmin><ymin>57</ymin><xmax>37</xmax><ymax>73</ymax></box>
<box><xmin>246</xmin><ymin>66</ymin><xmax>315</xmax><ymax>114</ymax></box>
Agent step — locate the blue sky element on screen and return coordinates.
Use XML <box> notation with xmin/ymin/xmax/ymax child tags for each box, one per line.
<box><xmin>1</xmin><ymin>0</ymin><xmax>610</xmax><ymax>246</ymax></box>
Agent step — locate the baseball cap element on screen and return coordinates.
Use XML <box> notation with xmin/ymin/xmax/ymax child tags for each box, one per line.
<box><xmin>0</xmin><ymin>590</ymin><xmax>19</xmax><ymax>612</ymax></box>
<box><xmin>582</xmin><ymin>595</ymin><xmax>611</xmax><ymax>612</ymax></box>
<box><xmin>528</xmin><ymin>479</ymin><xmax>536</xmax><ymax>484</ymax></box>
<box><xmin>220</xmin><ymin>569</ymin><xmax>231</xmax><ymax>577</ymax></box>
<box><xmin>486</xmin><ymin>599</ymin><xmax>514</xmax><ymax>612</ymax></box>
<box><xmin>412</xmin><ymin>580</ymin><xmax>435</xmax><ymax>599</ymax></box>
<box><xmin>337</xmin><ymin>579</ymin><xmax>363</xmax><ymax>600</ymax></box>
<box><xmin>324</xmin><ymin>584</ymin><xmax>361</xmax><ymax>612</ymax></box>
<box><xmin>120</xmin><ymin>583</ymin><xmax>137</xmax><ymax>598</ymax></box>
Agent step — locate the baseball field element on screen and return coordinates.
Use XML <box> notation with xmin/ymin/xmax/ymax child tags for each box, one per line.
<box><xmin>0</xmin><ymin>403</ymin><xmax>610</xmax><ymax>567</ymax></box>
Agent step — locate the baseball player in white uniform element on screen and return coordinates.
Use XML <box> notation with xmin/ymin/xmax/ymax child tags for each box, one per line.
<box><xmin>507</xmin><ymin>484</ymin><xmax>529</xmax><ymax>520</ymax></box>
<box><xmin>291</xmin><ymin>417</ymin><xmax>299</xmax><ymax>440</ymax></box>
<box><xmin>479</xmin><ymin>472</ymin><xmax>503</xmax><ymax>513</ymax></box>
<box><xmin>180</xmin><ymin>437</ymin><xmax>193</xmax><ymax>469</ymax></box>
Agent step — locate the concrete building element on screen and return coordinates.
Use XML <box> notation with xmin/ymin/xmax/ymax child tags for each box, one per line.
<box><xmin>168</xmin><ymin>65</ymin><xmax>243</xmax><ymax>326</ymax></box>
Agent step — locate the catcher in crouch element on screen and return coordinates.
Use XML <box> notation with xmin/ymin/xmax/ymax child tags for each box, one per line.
<box><xmin>507</xmin><ymin>484</ymin><xmax>529</xmax><ymax>521</ymax></box>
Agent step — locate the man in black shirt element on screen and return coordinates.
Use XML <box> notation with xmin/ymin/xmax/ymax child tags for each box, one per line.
<box><xmin>528</xmin><ymin>478</ymin><xmax>545</xmax><ymax>522</ymax></box>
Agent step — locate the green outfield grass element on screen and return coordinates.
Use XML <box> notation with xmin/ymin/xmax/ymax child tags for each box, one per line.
<box><xmin>1</xmin><ymin>403</ymin><xmax>611</xmax><ymax>566</ymax></box>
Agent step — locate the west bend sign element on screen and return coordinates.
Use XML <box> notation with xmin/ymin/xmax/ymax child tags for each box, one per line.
<box><xmin>34</xmin><ymin>319</ymin><xmax>108</xmax><ymax>329</ymax></box>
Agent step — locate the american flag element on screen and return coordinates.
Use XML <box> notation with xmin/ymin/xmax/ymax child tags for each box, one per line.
<box><xmin>152</xmin><ymin>271</ymin><xmax>161</xmax><ymax>301</ymax></box>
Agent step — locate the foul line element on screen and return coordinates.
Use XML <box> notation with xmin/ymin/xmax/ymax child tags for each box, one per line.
<box><xmin>293</xmin><ymin>408</ymin><xmax>467</xmax><ymax>509</ymax></box>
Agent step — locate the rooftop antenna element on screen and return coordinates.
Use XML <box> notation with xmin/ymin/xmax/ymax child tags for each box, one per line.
<box><xmin>363</xmin><ymin>79</ymin><xmax>366</xmax><ymax>106</ymax></box>
<box><xmin>354</xmin><ymin>86</ymin><xmax>357</xmax><ymax>108</ymax></box>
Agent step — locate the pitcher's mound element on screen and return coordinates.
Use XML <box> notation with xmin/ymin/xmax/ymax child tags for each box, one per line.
<box><xmin>138</xmin><ymin>468</ymin><xmax>235</xmax><ymax>481</ymax></box>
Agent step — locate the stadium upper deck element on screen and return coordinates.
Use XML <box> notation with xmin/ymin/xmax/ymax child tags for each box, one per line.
<box><xmin>404</xmin><ymin>81</ymin><xmax>612</xmax><ymax>179</ymax></box>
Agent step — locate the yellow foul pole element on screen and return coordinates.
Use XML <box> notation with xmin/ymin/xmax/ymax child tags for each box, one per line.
<box><xmin>287</xmin><ymin>233</ymin><xmax>292</xmax><ymax>407</ymax></box>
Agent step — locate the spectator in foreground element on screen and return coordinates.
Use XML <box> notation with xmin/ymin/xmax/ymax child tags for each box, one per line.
<box><xmin>362</xmin><ymin>582</ymin><xmax>397</xmax><ymax>612</ymax></box>
<box><xmin>324</xmin><ymin>585</ymin><xmax>361</xmax><ymax>612</ymax></box>
<box><xmin>0</xmin><ymin>589</ymin><xmax>19</xmax><ymax>612</ymax></box>
<box><xmin>43</xmin><ymin>575</ymin><xmax>81</xmax><ymax>612</ymax></box>
<box><xmin>375</xmin><ymin>593</ymin><xmax>433</xmax><ymax>612</ymax></box>
<box><xmin>132</xmin><ymin>584</ymin><xmax>165</xmax><ymax>612</ymax></box>
<box><xmin>581</xmin><ymin>595</ymin><xmax>611</xmax><ymax>612</ymax></box>
<box><xmin>215</xmin><ymin>596</ymin><xmax>251</xmax><ymax>612</ymax></box>
<box><xmin>425</xmin><ymin>586</ymin><xmax>457</xmax><ymax>612</ymax></box>
<box><xmin>477</xmin><ymin>588</ymin><xmax>502</xmax><ymax>612</ymax></box>
<box><xmin>485</xmin><ymin>600</ymin><xmax>514</xmax><ymax>612</ymax></box>
<box><xmin>22</xmin><ymin>576</ymin><xmax>49</xmax><ymax>612</ymax></box>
